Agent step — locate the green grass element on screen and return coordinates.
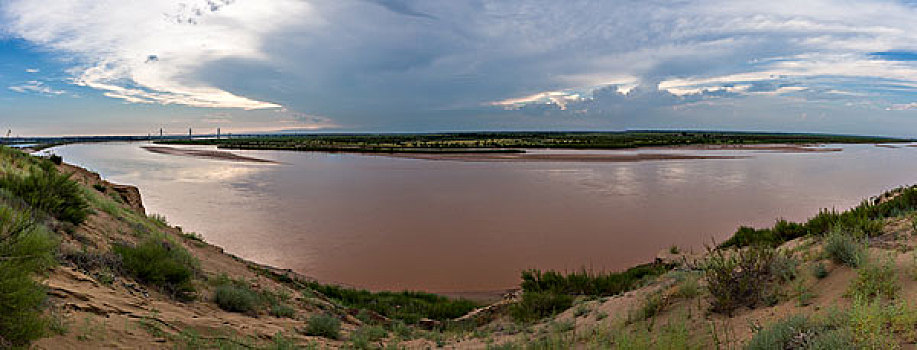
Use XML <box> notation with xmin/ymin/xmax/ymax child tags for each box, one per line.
<box><xmin>113</xmin><ymin>236</ymin><xmax>198</xmax><ymax>301</ymax></box>
<box><xmin>721</xmin><ymin>185</ymin><xmax>917</xmax><ymax>249</ymax></box>
<box><xmin>0</xmin><ymin>203</ymin><xmax>58</xmax><ymax>347</ymax></box>
<box><xmin>510</xmin><ymin>263</ymin><xmax>671</xmax><ymax>323</ymax></box>
<box><xmin>304</xmin><ymin>281</ymin><xmax>478</xmax><ymax>324</ymax></box>
<box><xmin>519</xmin><ymin>263</ymin><xmax>672</xmax><ymax>297</ymax></box>
<box><xmin>509</xmin><ymin>291</ymin><xmax>574</xmax><ymax>323</ymax></box>
<box><xmin>0</xmin><ymin>162</ymin><xmax>90</xmax><ymax>226</ymax></box>
<box><xmin>304</xmin><ymin>313</ymin><xmax>341</xmax><ymax>339</ymax></box>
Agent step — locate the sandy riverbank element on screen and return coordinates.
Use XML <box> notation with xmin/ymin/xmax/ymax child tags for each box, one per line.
<box><xmin>142</xmin><ymin>146</ymin><xmax>279</xmax><ymax>163</ymax></box>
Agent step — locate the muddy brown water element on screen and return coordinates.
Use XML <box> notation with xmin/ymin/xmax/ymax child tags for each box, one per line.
<box><xmin>44</xmin><ymin>142</ymin><xmax>917</xmax><ymax>294</ymax></box>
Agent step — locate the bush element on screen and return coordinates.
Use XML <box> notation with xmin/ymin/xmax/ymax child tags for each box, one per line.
<box><xmin>0</xmin><ymin>205</ymin><xmax>57</xmax><ymax>347</ymax></box>
<box><xmin>305</xmin><ymin>314</ymin><xmax>341</xmax><ymax>339</ymax></box>
<box><xmin>847</xmin><ymin>259</ymin><xmax>899</xmax><ymax>301</ymax></box>
<box><xmin>113</xmin><ymin>237</ymin><xmax>198</xmax><ymax>301</ymax></box>
<box><xmin>811</xmin><ymin>262</ymin><xmax>829</xmax><ymax>279</ymax></box>
<box><xmin>703</xmin><ymin>247</ymin><xmax>776</xmax><ymax>315</ymax></box>
<box><xmin>213</xmin><ymin>284</ymin><xmax>260</xmax><ymax>313</ymax></box>
<box><xmin>509</xmin><ymin>291</ymin><xmax>574</xmax><ymax>323</ymax></box>
<box><xmin>824</xmin><ymin>230</ymin><xmax>865</xmax><ymax>268</ymax></box>
<box><xmin>270</xmin><ymin>303</ymin><xmax>296</xmax><ymax>318</ymax></box>
<box><xmin>771</xmin><ymin>251</ymin><xmax>799</xmax><ymax>283</ymax></box>
<box><xmin>0</xmin><ymin>164</ymin><xmax>90</xmax><ymax>225</ymax></box>
<box><xmin>47</xmin><ymin>154</ymin><xmax>62</xmax><ymax>165</ymax></box>
<box><xmin>746</xmin><ymin>314</ymin><xmax>854</xmax><ymax>350</ymax></box>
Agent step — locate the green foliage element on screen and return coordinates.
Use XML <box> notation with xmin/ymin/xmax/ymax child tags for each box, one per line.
<box><xmin>304</xmin><ymin>313</ymin><xmax>341</xmax><ymax>339</ymax></box>
<box><xmin>771</xmin><ymin>251</ymin><xmax>799</xmax><ymax>283</ymax></box>
<box><xmin>746</xmin><ymin>314</ymin><xmax>854</xmax><ymax>350</ymax></box>
<box><xmin>351</xmin><ymin>325</ymin><xmax>387</xmax><ymax>346</ymax></box>
<box><xmin>847</xmin><ymin>297</ymin><xmax>899</xmax><ymax>349</ymax></box>
<box><xmin>811</xmin><ymin>262</ymin><xmax>829</xmax><ymax>279</ymax></box>
<box><xmin>824</xmin><ymin>230</ymin><xmax>865</xmax><ymax>268</ymax></box>
<box><xmin>113</xmin><ymin>236</ymin><xmax>198</xmax><ymax>301</ymax></box>
<box><xmin>0</xmin><ymin>163</ymin><xmax>90</xmax><ymax>225</ymax></box>
<box><xmin>703</xmin><ymin>247</ymin><xmax>777</xmax><ymax>316</ymax></box>
<box><xmin>720</xmin><ymin>185</ymin><xmax>917</xmax><ymax>249</ymax></box>
<box><xmin>0</xmin><ymin>204</ymin><xmax>58</xmax><ymax>347</ymax></box>
<box><xmin>509</xmin><ymin>291</ymin><xmax>573</xmax><ymax>323</ymax></box>
<box><xmin>304</xmin><ymin>282</ymin><xmax>477</xmax><ymax>324</ymax></box>
<box><xmin>519</xmin><ymin>263</ymin><xmax>672</xmax><ymax>297</ymax></box>
<box><xmin>847</xmin><ymin>259</ymin><xmax>900</xmax><ymax>301</ymax></box>
<box><xmin>270</xmin><ymin>303</ymin><xmax>296</xmax><ymax>318</ymax></box>
<box><xmin>214</xmin><ymin>284</ymin><xmax>260</xmax><ymax>313</ymax></box>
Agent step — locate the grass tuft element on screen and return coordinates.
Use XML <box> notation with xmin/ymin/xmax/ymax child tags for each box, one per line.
<box><xmin>113</xmin><ymin>236</ymin><xmax>198</xmax><ymax>301</ymax></box>
<box><xmin>304</xmin><ymin>313</ymin><xmax>341</xmax><ymax>339</ymax></box>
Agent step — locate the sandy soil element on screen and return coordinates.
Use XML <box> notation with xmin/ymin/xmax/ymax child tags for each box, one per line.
<box><xmin>142</xmin><ymin>146</ymin><xmax>278</xmax><ymax>163</ymax></box>
<box><xmin>653</xmin><ymin>143</ymin><xmax>844</xmax><ymax>152</ymax></box>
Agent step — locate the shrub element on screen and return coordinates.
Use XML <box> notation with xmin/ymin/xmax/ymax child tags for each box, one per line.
<box><xmin>48</xmin><ymin>154</ymin><xmax>62</xmax><ymax>165</ymax></box>
<box><xmin>0</xmin><ymin>205</ymin><xmax>58</xmax><ymax>347</ymax></box>
<box><xmin>113</xmin><ymin>237</ymin><xmax>198</xmax><ymax>301</ymax></box>
<box><xmin>703</xmin><ymin>247</ymin><xmax>776</xmax><ymax>316</ymax></box>
<box><xmin>270</xmin><ymin>303</ymin><xmax>296</xmax><ymax>318</ymax></box>
<box><xmin>352</xmin><ymin>325</ymin><xmax>387</xmax><ymax>343</ymax></box>
<box><xmin>771</xmin><ymin>251</ymin><xmax>799</xmax><ymax>283</ymax></box>
<box><xmin>719</xmin><ymin>226</ymin><xmax>778</xmax><ymax>248</ymax></box>
<box><xmin>746</xmin><ymin>314</ymin><xmax>854</xmax><ymax>350</ymax></box>
<box><xmin>824</xmin><ymin>231</ymin><xmax>865</xmax><ymax>268</ymax></box>
<box><xmin>811</xmin><ymin>262</ymin><xmax>829</xmax><ymax>279</ymax></box>
<box><xmin>305</xmin><ymin>314</ymin><xmax>341</xmax><ymax>339</ymax></box>
<box><xmin>0</xmin><ymin>164</ymin><xmax>90</xmax><ymax>225</ymax></box>
<box><xmin>509</xmin><ymin>291</ymin><xmax>573</xmax><ymax>323</ymax></box>
<box><xmin>213</xmin><ymin>284</ymin><xmax>260</xmax><ymax>313</ymax></box>
<box><xmin>673</xmin><ymin>272</ymin><xmax>700</xmax><ymax>298</ymax></box>
<box><xmin>848</xmin><ymin>297</ymin><xmax>898</xmax><ymax>348</ymax></box>
<box><xmin>847</xmin><ymin>259</ymin><xmax>899</xmax><ymax>301</ymax></box>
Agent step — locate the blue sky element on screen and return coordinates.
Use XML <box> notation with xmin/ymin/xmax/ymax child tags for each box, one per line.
<box><xmin>3</xmin><ymin>0</ymin><xmax>917</xmax><ymax>136</ymax></box>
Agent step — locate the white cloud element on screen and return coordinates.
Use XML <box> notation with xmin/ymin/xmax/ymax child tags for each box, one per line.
<box><xmin>1</xmin><ymin>0</ymin><xmax>307</xmax><ymax>109</ymax></box>
<box><xmin>8</xmin><ymin>80</ymin><xmax>66</xmax><ymax>95</ymax></box>
<box><xmin>887</xmin><ymin>103</ymin><xmax>917</xmax><ymax>111</ymax></box>
<box><xmin>24</xmin><ymin>68</ymin><xmax>39</xmax><ymax>73</ymax></box>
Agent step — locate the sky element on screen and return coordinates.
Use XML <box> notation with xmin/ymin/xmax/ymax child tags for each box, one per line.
<box><xmin>3</xmin><ymin>0</ymin><xmax>917</xmax><ymax>136</ymax></box>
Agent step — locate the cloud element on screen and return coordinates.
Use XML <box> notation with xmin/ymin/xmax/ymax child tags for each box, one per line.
<box><xmin>5</xmin><ymin>0</ymin><xmax>917</xmax><ymax>132</ymax></box>
<box><xmin>24</xmin><ymin>68</ymin><xmax>39</xmax><ymax>73</ymax></box>
<box><xmin>8</xmin><ymin>80</ymin><xmax>66</xmax><ymax>95</ymax></box>
<box><xmin>1</xmin><ymin>0</ymin><xmax>297</xmax><ymax>109</ymax></box>
<box><xmin>887</xmin><ymin>102</ymin><xmax>917</xmax><ymax>111</ymax></box>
